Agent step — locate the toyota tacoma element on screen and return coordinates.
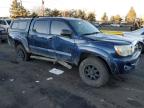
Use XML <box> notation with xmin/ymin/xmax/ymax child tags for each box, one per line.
<box><xmin>8</xmin><ymin>17</ymin><xmax>141</xmax><ymax>87</ymax></box>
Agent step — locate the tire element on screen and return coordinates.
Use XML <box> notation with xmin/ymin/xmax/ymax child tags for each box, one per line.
<box><xmin>79</xmin><ymin>57</ymin><xmax>109</xmax><ymax>87</ymax></box>
<box><xmin>16</xmin><ymin>45</ymin><xmax>30</xmax><ymax>62</ymax></box>
<box><xmin>138</xmin><ymin>42</ymin><xmax>144</xmax><ymax>54</ymax></box>
<box><xmin>141</xmin><ymin>46</ymin><xmax>144</xmax><ymax>54</ymax></box>
<box><xmin>141</xmin><ymin>45</ymin><xmax>144</xmax><ymax>54</ymax></box>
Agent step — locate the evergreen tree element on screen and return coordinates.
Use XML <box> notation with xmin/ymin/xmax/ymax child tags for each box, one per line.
<box><xmin>76</xmin><ymin>10</ymin><xmax>87</xmax><ymax>20</ymax></box>
<box><xmin>62</xmin><ymin>10</ymin><xmax>70</xmax><ymax>17</ymax></box>
<box><xmin>51</xmin><ymin>9</ymin><xmax>62</xmax><ymax>17</ymax></box>
<box><xmin>110</xmin><ymin>16</ymin><xmax>115</xmax><ymax>23</ymax></box>
<box><xmin>45</xmin><ymin>8</ymin><xmax>52</xmax><ymax>16</ymax></box>
<box><xmin>87</xmin><ymin>12</ymin><xmax>96</xmax><ymax>22</ymax></box>
<box><xmin>10</xmin><ymin>0</ymin><xmax>28</xmax><ymax>18</ymax></box>
<box><xmin>101</xmin><ymin>12</ymin><xmax>108</xmax><ymax>23</ymax></box>
<box><xmin>125</xmin><ymin>7</ymin><xmax>136</xmax><ymax>23</ymax></box>
<box><xmin>114</xmin><ymin>15</ymin><xmax>122</xmax><ymax>24</ymax></box>
<box><xmin>68</xmin><ymin>10</ymin><xmax>77</xmax><ymax>17</ymax></box>
<box><xmin>29</xmin><ymin>12</ymin><xmax>38</xmax><ymax>17</ymax></box>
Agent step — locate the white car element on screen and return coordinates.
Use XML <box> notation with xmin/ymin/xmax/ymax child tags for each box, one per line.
<box><xmin>123</xmin><ymin>27</ymin><xmax>144</xmax><ymax>53</ymax></box>
<box><xmin>110</xmin><ymin>24</ymin><xmax>121</xmax><ymax>27</ymax></box>
<box><xmin>0</xmin><ymin>19</ymin><xmax>11</xmax><ymax>32</ymax></box>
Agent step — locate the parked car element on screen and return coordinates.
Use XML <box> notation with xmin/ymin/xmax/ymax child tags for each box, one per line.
<box><xmin>91</xmin><ymin>22</ymin><xmax>101</xmax><ymax>28</ymax></box>
<box><xmin>0</xmin><ymin>19</ymin><xmax>12</xmax><ymax>32</ymax></box>
<box><xmin>0</xmin><ymin>27</ymin><xmax>7</xmax><ymax>42</ymax></box>
<box><xmin>8</xmin><ymin>17</ymin><xmax>141</xmax><ymax>87</ymax></box>
<box><xmin>110</xmin><ymin>24</ymin><xmax>121</xmax><ymax>27</ymax></box>
<box><xmin>123</xmin><ymin>27</ymin><xmax>144</xmax><ymax>52</ymax></box>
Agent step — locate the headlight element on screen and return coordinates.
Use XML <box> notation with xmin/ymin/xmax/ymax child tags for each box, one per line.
<box><xmin>114</xmin><ymin>45</ymin><xmax>134</xmax><ymax>56</ymax></box>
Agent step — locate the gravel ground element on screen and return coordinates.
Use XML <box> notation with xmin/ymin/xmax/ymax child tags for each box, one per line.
<box><xmin>0</xmin><ymin>43</ymin><xmax>144</xmax><ymax>108</ymax></box>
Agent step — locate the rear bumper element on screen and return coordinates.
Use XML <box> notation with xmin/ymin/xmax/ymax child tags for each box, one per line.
<box><xmin>110</xmin><ymin>51</ymin><xmax>141</xmax><ymax>74</ymax></box>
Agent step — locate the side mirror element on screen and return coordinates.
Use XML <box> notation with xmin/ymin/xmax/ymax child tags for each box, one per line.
<box><xmin>60</xmin><ymin>29</ymin><xmax>72</xmax><ymax>38</ymax></box>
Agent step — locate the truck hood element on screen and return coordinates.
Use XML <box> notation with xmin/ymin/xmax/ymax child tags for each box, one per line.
<box><xmin>83</xmin><ymin>33</ymin><xmax>133</xmax><ymax>45</ymax></box>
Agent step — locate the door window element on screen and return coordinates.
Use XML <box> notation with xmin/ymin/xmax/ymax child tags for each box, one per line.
<box><xmin>33</xmin><ymin>20</ymin><xmax>50</xmax><ymax>34</ymax></box>
<box><xmin>11</xmin><ymin>21</ymin><xmax>19</xmax><ymax>29</ymax></box>
<box><xmin>19</xmin><ymin>21</ymin><xmax>28</xmax><ymax>30</ymax></box>
<box><xmin>11</xmin><ymin>21</ymin><xmax>28</xmax><ymax>30</ymax></box>
<box><xmin>51</xmin><ymin>21</ymin><xmax>70</xmax><ymax>35</ymax></box>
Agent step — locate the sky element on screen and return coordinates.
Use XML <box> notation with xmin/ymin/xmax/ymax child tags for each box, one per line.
<box><xmin>0</xmin><ymin>0</ymin><xmax>144</xmax><ymax>20</ymax></box>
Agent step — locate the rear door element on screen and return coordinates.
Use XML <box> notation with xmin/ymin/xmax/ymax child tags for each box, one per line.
<box><xmin>28</xmin><ymin>19</ymin><xmax>55</xmax><ymax>58</ymax></box>
<box><xmin>51</xmin><ymin>20</ymin><xmax>76</xmax><ymax>63</ymax></box>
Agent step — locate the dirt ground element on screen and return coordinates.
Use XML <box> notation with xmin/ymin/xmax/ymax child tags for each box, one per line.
<box><xmin>0</xmin><ymin>43</ymin><xmax>144</xmax><ymax>108</ymax></box>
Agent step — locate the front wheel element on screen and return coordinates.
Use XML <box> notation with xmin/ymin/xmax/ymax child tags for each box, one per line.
<box><xmin>79</xmin><ymin>57</ymin><xmax>109</xmax><ymax>87</ymax></box>
<box><xmin>138</xmin><ymin>43</ymin><xmax>144</xmax><ymax>54</ymax></box>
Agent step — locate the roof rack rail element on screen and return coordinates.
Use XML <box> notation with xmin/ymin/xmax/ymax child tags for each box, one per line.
<box><xmin>15</xmin><ymin>16</ymin><xmax>63</xmax><ymax>19</ymax></box>
<box><xmin>15</xmin><ymin>16</ymin><xmax>38</xmax><ymax>18</ymax></box>
<box><xmin>38</xmin><ymin>16</ymin><xmax>51</xmax><ymax>18</ymax></box>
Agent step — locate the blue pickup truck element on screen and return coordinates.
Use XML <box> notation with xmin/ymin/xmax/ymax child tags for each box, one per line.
<box><xmin>8</xmin><ymin>17</ymin><xmax>141</xmax><ymax>87</ymax></box>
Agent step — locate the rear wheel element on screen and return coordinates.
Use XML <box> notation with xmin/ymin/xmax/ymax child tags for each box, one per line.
<box><xmin>16</xmin><ymin>45</ymin><xmax>30</xmax><ymax>62</ymax></box>
<box><xmin>79</xmin><ymin>57</ymin><xmax>109</xmax><ymax>87</ymax></box>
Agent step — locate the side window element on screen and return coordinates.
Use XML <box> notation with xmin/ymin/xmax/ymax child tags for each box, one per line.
<box><xmin>33</xmin><ymin>20</ymin><xmax>50</xmax><ymax>34</ymax></box>
<box><xmin>19</xmin><ymin>21</ymin><xmax>27</xmax><ymax>30</ymax></box>
<box><xmin>0</xmin><ymin>20</ymin><xmax>6</xmax><ymax>25</ymax></box>
<box><xmin>11</xmin><ymin>21</ymin><xmax>27</xmax><ymax>30</ymax></box>
<box><xmin>51</xmin><ymin>21</ymin><xmax>70</xmax><ymax>35</ymax></box>
<box><xmin>12</xmin><ymin>22</ymin><xmax>18</xmax><ymax>29</ymax></box>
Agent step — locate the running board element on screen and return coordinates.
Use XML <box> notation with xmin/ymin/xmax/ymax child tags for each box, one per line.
<box><xmin>57</xmin><ymin>61</ymin><xmax>72</xmax><ymax>69</ymax></box>
<box><xmin>31</xmin><ymin>56</ymin><xmax>72</xmax><ymax>69</ymax></box>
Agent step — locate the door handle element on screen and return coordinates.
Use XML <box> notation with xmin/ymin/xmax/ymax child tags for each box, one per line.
<box><xmin>47</xmin><ymin>37</ymin><xmax>53</xmax><ymax>40</ymax></box>
<box><xmin>49</xmin><ymin>37</ymin><xmax>53</xmax><ymax>40</ymax></box>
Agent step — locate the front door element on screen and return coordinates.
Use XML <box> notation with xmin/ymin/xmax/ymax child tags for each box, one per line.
<box><xmin>51</xmin><ymin>20</ymin><xmax>76</xmax><ymax>63</ymax></box>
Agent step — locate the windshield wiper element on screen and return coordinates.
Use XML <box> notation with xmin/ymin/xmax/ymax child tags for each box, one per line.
<box><xmin>81</xmin><ymin>32</ymin><xmax>99</xmax><ymax>36</ymax></box>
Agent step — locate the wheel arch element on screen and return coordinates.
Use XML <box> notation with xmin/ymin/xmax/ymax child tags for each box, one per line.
<box><xmin>14</xmin><ymin>39</ymin><xmax>23</xmax><ymax>47</ymax></box>
<box><xmin>78</xmin><ymin>52</ymin><xmax>112</xmax><ymax>74</ymax></box>
<box><xmin>13</xmin><ymin>39</ymin><xmax>30</xmax><ymax>53</ymax></box>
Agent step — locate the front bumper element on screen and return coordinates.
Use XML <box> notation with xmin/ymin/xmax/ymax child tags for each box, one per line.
<box><xmin>111</xmin><ymin>50</ymin><xmax>141</xmax><ymax>74</ymax></box>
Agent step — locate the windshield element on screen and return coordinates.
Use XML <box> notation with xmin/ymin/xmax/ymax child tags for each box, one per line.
<box><xmin>69</xmin><ymin>20</ymin><xmax>100</xmax><ymax>36</ymax></box>
<box><xmin>6</xmin><ymin>20</ymin><xmax>11</xmax><ymax>25</ymax></box>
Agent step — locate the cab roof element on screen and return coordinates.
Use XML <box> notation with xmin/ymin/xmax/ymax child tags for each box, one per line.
<box><xmin>15</xmin><ymin>17</ymin><xmax>81</xmax><ymax>21</ymax></box>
